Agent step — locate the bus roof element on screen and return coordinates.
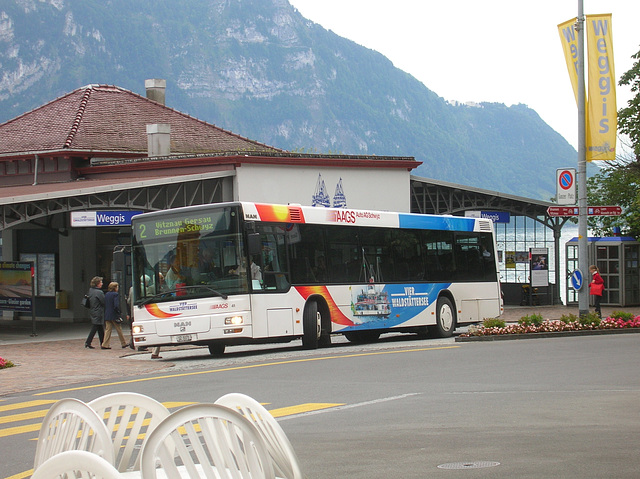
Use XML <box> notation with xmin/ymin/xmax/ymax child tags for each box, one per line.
<box><xmin>241</xmin><ymin>202</ymin><xmax>493</xmax><ymax>233</ymax></box>
<box><xmin>131</xmin><ymin>201</ymin><xmax>494</xmax><ymax>233</ymax></box>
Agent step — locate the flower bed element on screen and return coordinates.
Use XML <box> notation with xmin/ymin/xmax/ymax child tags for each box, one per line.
<box><xmin>0</xmin><ymin>357</ymin><xmax>15</xmax><ymax>369</ymax></box>
<box><xmin>460</xmin><ymin>311</ymin><xmax>640</xmax><ymax>338</ymax></box>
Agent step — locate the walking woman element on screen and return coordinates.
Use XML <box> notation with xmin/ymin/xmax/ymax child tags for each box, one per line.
<box><xmin>589</xmin><ymin>265</ymin><xmax>605</xmax><ymax>318</ymax></box>
<box><xmin>84</xmin><ymin>276</ymin><xmax>106</xmax><ymax>349</ymax></box>
<box><xmin>102</xmin><ymin>282</ymin><xmax>130</xmax><ymax>349</ymax></box>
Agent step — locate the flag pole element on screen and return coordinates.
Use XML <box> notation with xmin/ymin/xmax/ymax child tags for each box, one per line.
<box><xmin>577</xmin><ymin>0</ymin><xmax>589</xmax><ymax>317</ymax></box>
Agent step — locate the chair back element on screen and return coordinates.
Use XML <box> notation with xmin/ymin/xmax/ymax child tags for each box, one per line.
<box><xmin>140</xmin><ymin>403</ymin><xmax>275</xmax><ymax>479</ymax></box>
<box><xmin>89</xmin><ymin>392</ymin><xmax>170</xmax><ymax>472</ymax></box>
<box><xmin>34</xmin><ymin>398</ymin><xmax>114</xmax><ymax>470</ymax></box>
<box><xmin>216</xmin><ymin>393</ymin><xmax>304</xmax><ymax>479</ymax></box>
<box><xmin>31</xmin><ymin>450</ymin><xmax>124</xmax><ymax>479</ymax></box>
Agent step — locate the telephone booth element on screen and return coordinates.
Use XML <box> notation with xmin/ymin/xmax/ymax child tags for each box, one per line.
<box><xmin>566</xmin><ymin>237</ymin><xmax>640</xmax><ymax>306</ymax></box>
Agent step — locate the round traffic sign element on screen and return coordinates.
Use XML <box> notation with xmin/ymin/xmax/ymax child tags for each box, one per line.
<box><xmin>570</xmin><ymin>269</ymin><xmax>583</xmax><ymax>290</ymax></box>
<box><xmin>559</xmin><ymin>170</ymin><xmax>574</xmax><ymax>190</ymax></box>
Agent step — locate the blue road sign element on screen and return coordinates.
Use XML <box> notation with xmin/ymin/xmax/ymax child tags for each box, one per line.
<box><xmin>570</xmin><ymin>269</ymin><xmax>583</xmax><ymax>290</ymax></box>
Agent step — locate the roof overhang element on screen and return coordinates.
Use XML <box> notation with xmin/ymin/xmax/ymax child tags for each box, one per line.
<box><xmin>0</xmin><ymin>170</ymin><xmax>235</xmax><ymax>205</ymax></box>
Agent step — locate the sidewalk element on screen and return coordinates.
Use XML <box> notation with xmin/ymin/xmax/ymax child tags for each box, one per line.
<box><xmin>1</xmin><ymin>304</ymin><xmax>638</xmax><ymax>397</ymax></box>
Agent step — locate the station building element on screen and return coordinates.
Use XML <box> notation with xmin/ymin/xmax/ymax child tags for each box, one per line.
<box><xmin>1</xmin><ymin>80</ymin><xmax>590</xmax><ymax>324</ymax></box>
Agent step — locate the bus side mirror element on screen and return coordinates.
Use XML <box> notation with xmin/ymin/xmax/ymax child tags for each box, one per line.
<box><xmin>247</xmin><ymin>233</ymin><xmax>261</xmax><ymax>256</ymax></box>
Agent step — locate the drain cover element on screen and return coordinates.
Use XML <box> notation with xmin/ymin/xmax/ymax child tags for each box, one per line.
<box><xmin>437</xmin><ymin>461</ymin><xmax>500</xmax><ymax>470</ymax></box>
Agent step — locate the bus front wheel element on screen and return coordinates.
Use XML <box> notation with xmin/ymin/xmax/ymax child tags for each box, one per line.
<box><xmin>431</xmin><ymin>296</ymin><xmax>456</xmax><ymax>338</ymax></box>
<box><xmin>208</xmin><ymin>342</ymin><xmax>226</xmax><ymax>356</ymax></box>
<box><xmin>302</xmin><ymin>301</ymin><xmax>324</xmax><ymax>349</ymax></box>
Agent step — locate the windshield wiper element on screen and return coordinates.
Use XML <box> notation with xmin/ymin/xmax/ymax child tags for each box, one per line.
<box><xmin>138</xmin><ymin>285</ymin><xmax>228</xmax><ymax>306</ymax></box>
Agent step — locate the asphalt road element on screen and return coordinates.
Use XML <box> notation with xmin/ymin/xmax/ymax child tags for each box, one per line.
<box><xmin>2</xmin><ymin>332</ymin><xmax>640</xmax><ymax>479</ymax></box>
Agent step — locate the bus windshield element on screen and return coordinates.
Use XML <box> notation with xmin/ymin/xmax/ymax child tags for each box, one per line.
<box><xmin>131</xmin><ymin>205</ymin><xmax>248</xmax><ymax>303</ymax></box>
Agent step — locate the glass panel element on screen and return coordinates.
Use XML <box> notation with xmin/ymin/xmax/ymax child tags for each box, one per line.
<box><xmin>132</xmin><ymin>205</ymin><xmax>248</xmax><ymax>302</ymax></box>
<box><xmin>610</xmin><ymin>261</ymin><xmax>619</xmax><ymax>274</ymax></box>
<box><xmin>253</xmin><ymin>225</ymin><xmax>289</xmax><ymax>292</ymax></box>
<box><xmin>325</xmin><ymin>227</ymin><xmax>360</xmax><ymax>283</ymax></box>
<box><xmin>597</xmin><ymin>261</ymin><xmax>607</xmax><ymax>274</ymax></box>
<box><xmin>287</xmin><ymin>224</ymin><xmax>328</xmax><ymax>284</ymax></box>
<box><xmin>596</xmin><ymin>246</ymin><xmax>608</xmax><ymax>259</ymax></box>
<box><xmin>609</xmin><ymin>246</ymin><xmax>619</xmax><ymax>259</ymax></box>
<box><xmin>609</xmin><ymin>290</ymin><xmax>620</xmax><ymax>304</ymax></box>
<box><xmin>608</xmin><ymin>276</ymin><xmax>619</xmax><ymax>289</ymax></box>
<box><xmin>422</xmin><ymin>230</ymin><xmax>454</xmax><ymax>282</ymax></box>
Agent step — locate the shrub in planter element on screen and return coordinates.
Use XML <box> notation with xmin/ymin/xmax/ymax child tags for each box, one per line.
<box><xmin>483</xmin><ymin>318</ymin><xmax>506</xmax><ymax>328</ymax></box>
<box><xmin>579</xmin><ymin>312</ymin><xmax>601</xmax><ymax>328</ymax></box>
<box><xmin>611</xmin><ymin>311</ymin><xmax>635</xmax><ymax>321</ymax></box>
<box><xmin>560</xmin><ymin>313</ymin><xmax>578</xmax><ymax>324</ymax></box>
<box><xmin>519</xmin><ymin>313</ymin><xmax>544</xmax><ymax>327</ymax></box>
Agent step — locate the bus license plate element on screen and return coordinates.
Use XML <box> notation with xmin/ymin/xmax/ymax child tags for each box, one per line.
<box><xmin>175</xmin><ymin>334</ymin><xmax>192</xmax><ymax>343</ymax></box>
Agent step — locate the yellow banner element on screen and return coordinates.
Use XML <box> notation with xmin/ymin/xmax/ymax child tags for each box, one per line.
<box><xmin>558</xmin><ymin>18</ymin><xmax>579</xmax><ymax>105</ymax></box>
<box><xmin>586</xmin><ymin>14</ymin><xmax>616</xmax><ymax>161</ymax></box>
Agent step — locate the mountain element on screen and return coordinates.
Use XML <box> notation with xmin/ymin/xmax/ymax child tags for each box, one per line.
<box><xmin>0</xmin><ymin>0</ymin><xmax>577</xmax><ymax>200</ymax></box>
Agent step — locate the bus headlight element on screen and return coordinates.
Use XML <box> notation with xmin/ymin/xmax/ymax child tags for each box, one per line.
<box><xmin>132</xmin><ymin>324</ymin><xmax>143</xmax><ymax>334</ymax></box>
<box><xmin>225</xmin><ymin>316</ymin><xmax>243</xmax><ymax>325</ymax></box>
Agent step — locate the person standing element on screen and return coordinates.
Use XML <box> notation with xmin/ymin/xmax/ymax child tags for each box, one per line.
<box><xmin>589</xmin><ymin>265</ymin><xmax>605</xmax><ymax>318</ymax></box>
<box><xmin>102</xmin><ymin>282</ymin><xmax>130</xmax><ymax>349</ymax></box>
<box><xmin>85</xmin><ymin>276</ymin><xmax>106</xmax><ymax>349</ymax></box>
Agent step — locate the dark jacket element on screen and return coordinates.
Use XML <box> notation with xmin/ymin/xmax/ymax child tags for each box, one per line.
<box><xmin>104</xmin><ymin>291</ymin><xmax>121</xmax><ymax>322</ymax></box>
<box><xmin>88</xmin><ymin>286</ymin><xmax>105</xmax><ymax>325</ymax></box>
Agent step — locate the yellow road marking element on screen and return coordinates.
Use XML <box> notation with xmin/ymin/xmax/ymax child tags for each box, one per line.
<box><xmin>269</xmin><ymin>403</ymin><xmax>344</xmax><ymax>418</ymax></box>
<box><xmin>0</xmin><ymin>400</ymin><xmax>56</xmax><ymax>413</ymax></box>
<box><xmin>5</xmin><ymin>470</ymin><xmax>32</xmax><ymax>479</ymax></box>
<box><xmin>0</xmin><ymin>409</ymin><xmax>49</xmax><ymax>425</ymax></box>
<box><xmin>162</xmin><ymin>401</ymin><xmax>196</xmax><ymax>409</ymax></box>
<box><xmin>0</xmin><ymin>422</ymin><xmax>41</xmax><ymax>438</ymax></box>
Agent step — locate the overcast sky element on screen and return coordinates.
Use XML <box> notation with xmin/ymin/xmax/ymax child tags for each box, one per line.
<box><xmin>289</xmin><ymin>0</ymin><xmax>640</xmax><ymax>151</ymax></box>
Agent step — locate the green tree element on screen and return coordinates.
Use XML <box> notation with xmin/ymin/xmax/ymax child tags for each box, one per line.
<box><xmin>618</xmin><ymin>48</ymin><xmax>640</xmax><ymax>159</ymax></box>
<box><xmin>586</xmin><ymin>46</ymin><xmax>640</xmax><ymax>239</ymax></box>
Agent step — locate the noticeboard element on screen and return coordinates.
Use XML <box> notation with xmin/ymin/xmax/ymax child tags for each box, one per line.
<box><xmin>20</xmin><ymin>253</ymin><xmax>56</xmax><ymax>297</ymax></box>
<box><xmin>530</xmin><ymin>248</ymin><xmax>549</xmax><ymax>288</ymax></box>
<box><xmin>0</xmin><ymin>261</ymin><xmax>33</xmax><ymax>312</ymax></box>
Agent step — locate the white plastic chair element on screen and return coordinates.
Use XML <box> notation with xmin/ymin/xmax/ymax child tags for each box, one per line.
<box><xmin>31</xmin><ymin>450</ymin><xmax>125</xmax><ymax>479</ymax></box>
<box><xmin>140</xmin><ymin>403</ymin><xmax>275</xmax><ymax>479</ymax></box>
<box><xmin>34</xmin><ymin>398</ymin><xmax>114</xmax><ymax>470</ymax></box>
<box><xmin>88</xmin><ymin>392</ymin><xmax>171</xmax><ymax>472</ymax></box>
<box><xmin>215</xmin><ymin>393</ymin><xmax>304</xmax><ymax>479</ymax></box>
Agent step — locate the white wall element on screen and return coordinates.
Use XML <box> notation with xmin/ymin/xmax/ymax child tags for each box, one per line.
<box><xmin>235</xmin><ymin>164</ymin><xmax>410</xmax><ymax>212</ymax></box>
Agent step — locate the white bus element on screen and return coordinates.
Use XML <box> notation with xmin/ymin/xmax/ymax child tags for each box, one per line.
<box><xmin>130</xmin><ymin>202</ymin><xmax>502</xmax><ymax>355</ymax></box>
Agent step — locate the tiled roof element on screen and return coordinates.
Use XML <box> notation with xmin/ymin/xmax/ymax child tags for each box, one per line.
<box><xmin>0</xmin><ymin>84</ymin><xmax>281</xmax><ymax>156</ymax></box>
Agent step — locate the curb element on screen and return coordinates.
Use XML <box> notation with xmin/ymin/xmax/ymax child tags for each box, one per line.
<box><xmin>455</xmin><ymin>327</ymin><xmax>640</xmax><ymax>342</ymax></box>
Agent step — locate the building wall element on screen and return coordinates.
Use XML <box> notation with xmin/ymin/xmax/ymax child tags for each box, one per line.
<box><xmin>234</xmin><ymin>164</ymin><xmax>410</xmax><ymax>212</ymax></box>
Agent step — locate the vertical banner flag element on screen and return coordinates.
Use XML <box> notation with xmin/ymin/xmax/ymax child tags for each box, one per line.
<box><xmin>558</xmin><ymin>19</ymin><xmax>580</xmax><ymax>105</ymax></box>
<box><xmin>586</xmin><ymin>14</ymin><xmax>616</xmax><ymax>161</ymax></box>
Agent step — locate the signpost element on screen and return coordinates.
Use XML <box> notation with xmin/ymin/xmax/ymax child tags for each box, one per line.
<box><xmin>547</xmin><ymin>206</ymin><xmax>579</xmax><ymax>217</ymax></box>
<box><xmin>556</xmin><ymin>168</ymin><xmax>576</xmax><ymax>205</ymax></box>
<box><xmin>547</xmin><ymin>206</ymin><xmax>622</xmax><ymax>217</ymax></box>
<box><xmin>587</xmin><ymin>206</ymin><xmax>622</xmax><ymax>216</ymax></box>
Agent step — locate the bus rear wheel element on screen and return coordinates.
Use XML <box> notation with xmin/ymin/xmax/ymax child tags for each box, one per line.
<box><xmin>430</xmin><ymin>296</ymin><xmax>456</xmax><ymax>338</ymax></box>
<box><xmin>207</xmin><ymin>342</ymin><xmax>226</xmax><ymax>356</ymax></box>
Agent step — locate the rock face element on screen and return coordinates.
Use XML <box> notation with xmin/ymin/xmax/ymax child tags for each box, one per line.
<box><xmin>0</xmin><ymin>0</ymin><xmax>577</xmax><ymax>199</ymax></box>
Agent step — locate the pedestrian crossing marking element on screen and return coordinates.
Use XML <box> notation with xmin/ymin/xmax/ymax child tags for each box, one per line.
<box><xmin>269</xmin><ymin>403</ymin><xmax>344</xmax><ymax>418</ymax></box>
<box><xmin>0</xmin><ymin>400</ymin><xmax>56</xmax><ymax>413</ymax></box>
<box><xmin>0</xmin><ymin>400</ymin><xmax>344</xmax><ymax>440</ymax></box>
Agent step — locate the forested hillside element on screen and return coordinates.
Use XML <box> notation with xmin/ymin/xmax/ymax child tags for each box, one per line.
<box><xmin>0</xmin><ymin>0</ymin><xmax>578</xmax><ymax>199</ymax></box>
